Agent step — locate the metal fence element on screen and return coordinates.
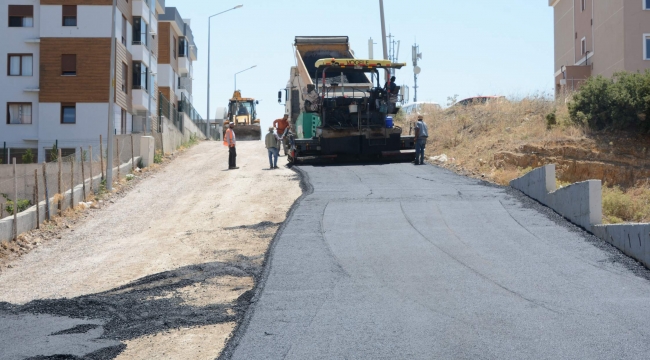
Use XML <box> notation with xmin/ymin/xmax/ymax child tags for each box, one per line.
<box><xmin>159</xmin><ymin>92</ymin><xmax>183</xmax><ymax>133</ymax></box>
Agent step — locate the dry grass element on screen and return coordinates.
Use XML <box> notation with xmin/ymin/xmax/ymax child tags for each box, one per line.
<box><xmin>602</xmin><ymin>184</ymin><xmax>650</xmax><ymax>224</ymax></box>
<box><xmin>396</xmin><ymin>96</ymin><xmax>650</xmax><ymax>223</ymax></box>
<box><xmin>397</xmin><ymin>97</ymin><xmax>586</xmax><ymax>181</ymax></box>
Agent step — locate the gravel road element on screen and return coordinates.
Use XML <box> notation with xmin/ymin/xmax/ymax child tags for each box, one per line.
<box><xmin>224</xmin><ymin>162</ymin><xmax>650</xmax><ymax>360</ymax></box>
<box><xmin>0</xmin><ymin>141</ymin><xmax>301</xmax><ymax>359</ymax></box>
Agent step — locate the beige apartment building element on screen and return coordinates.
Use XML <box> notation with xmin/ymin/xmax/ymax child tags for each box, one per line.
<box><xmin>551</xmin><ymin>0</ymin><xmax>650</xmax><ymax>95</ymax></box>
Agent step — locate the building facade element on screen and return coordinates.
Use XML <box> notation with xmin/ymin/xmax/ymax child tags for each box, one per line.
<box><xmin>551</xmin><ymin>0</ymin><xmax>650</xmax><ymax>95</ymax></box>
<box><xmin>1</xmin><ymin>1</ymin><xmax>198</xmax><ymax>163</ymax></box>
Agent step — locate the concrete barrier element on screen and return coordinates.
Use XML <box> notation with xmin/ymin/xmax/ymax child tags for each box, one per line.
<box><xmin>509</xmin><ymin>164</ymin><xmax>556</xmax><ymax>206</ymax></box>
<box><xmin>593</xmin><ymin>224</ymin><xmax>650</xmax><ymax>268</ymax></box>
<box><xmin>510</xmin><ymin>165</ymin><xmax>601</xmax><ymax>230</ymax></box>
<box><xmin>0</xmin><ymin>157</ymin><xmax>140</xmax><ymax>243</ymax></box>
<box><xmin>547</xmin><ymin>180</ymin><xmax>602</xmax><ymax>231</ymax></box>
<box><xmin>511</xmin><ymin>164</ymin><xmax>650</xmax><ymax>269</ymax></box>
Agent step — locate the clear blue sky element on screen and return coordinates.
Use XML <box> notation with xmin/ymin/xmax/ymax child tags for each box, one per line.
<box><xmin>167</xmin><ymin>0</ymin><xmax>554</xmax><ymax>130</ymax></box>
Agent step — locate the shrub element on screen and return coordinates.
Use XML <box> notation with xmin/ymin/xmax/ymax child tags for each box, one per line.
<box><xmin>154</xmin><ymin>150</ymin><xmax>163</xmax><ymax>164</ymax></box>
<box><xmin>1</xmin><ymin>194</ymin><xmax>31</xmax><ymax>215</ymax></box>
<box><xmin>569</xmin><ymin>71</ymin><xmax>650</xmax><ymax>131</ymax></box>
<box><xmin>21</xmin><ymin>149</ymin><xmax>35</xmax><ymax>164</ymax></box>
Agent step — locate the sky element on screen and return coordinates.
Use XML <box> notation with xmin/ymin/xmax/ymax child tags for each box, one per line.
<box><xmin>166</xmin><ymin>0</ymin><xmax>554</xmax><ymax>130</ymax></box>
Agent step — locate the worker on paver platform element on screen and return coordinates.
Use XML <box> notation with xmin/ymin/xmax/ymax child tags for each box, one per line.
<box><xmin>273</xmin><ymin>114</ymin><xmax>290</xmax><ymax>155</ymax></box>
<box><xmin>265</xmin><ymin>127</ymin><xmax>282</xmax><ymax>169</ymax></box>
<box><xmin>383</xmin><ymin>76</ymin><xmax>398</xmax><ymax>95</ymax></box>
<box><xmin>224</xmin><ymin>122</ymin><xmax>238</xmax><ymax>170</ymax></box>
<box><xmin>414</xmin><ymin>115</ymin><xmax>428</xmax><ymax>165</ymax></box>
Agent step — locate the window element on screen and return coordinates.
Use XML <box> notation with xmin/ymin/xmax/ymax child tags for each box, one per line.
<box><xmin>645</xmin><ymin>34</ymin><xmax>650</xmax><ymax>60</ymax></box>
<box><xmin>179</xmin><ymin>37</ymin><xmax>188</xmax><ymax>57</ymax></box>
<box><xmin>132</xmin><ymin>17</ymin><xmax>148</xmax><ymax>46</ymax></box>
<box><xmin>120</xmin><ymin>109</ymin><xmax>127</xmax><ymax>134</ymax></box>
<box><xmin>61</xmin><ymin>54</ymin><xmax>76</xmax><ymax>76</ymax></box>
<box><xmin>6</xmin><ymin>103</ymin><xmax>32</xmax><ymax>124</ymax></box>
<box><xmin>61</xmin><ymin>104</ymin><xmax>76</xmax><ymax>124</ymax></box>
<box><xmin>132</xmin><ymin>62</ymin><xmax>148</xmax><ymax>92</ymax></box>
<box><xmin>122</xmin><ymin>62</ymin><xmax>128</xmax><ymax>93</ymax></box>
<box><xmin>582</xmin><ymin>0</ymin><xmax>586</xmax><ymax>11</ymax></box>
<box><xmin>173</xmin><ymin>37</ymin><xmax>177</xmax><ymax>59</ymax></box>
<box><xmin>581</xmin><ymin>37</ymin><xmax>587</xmax><ymax>55</ymax></box>
<box><xmin>121</xmin><ymin>15</ymin><xmax>127</xmax><ymax>45</ymax></box>
<box><xmin>645</xmin><ymin>0</ymin><xmax>650</xmax><ymax>10</ymax></box>
<box><xmin>62</xmin><ymin>5</ymin><xmax>77</xmax><ymax>26</ymax></box>
<box><xmin>7</xmin><ymin>54</ymin><xmax>32</xmax><ymax>76</ymax></box>
<box><xmin>8</xmin><ymin>5</ymin><xmax>33</xmax><ymax>27</ymax></box>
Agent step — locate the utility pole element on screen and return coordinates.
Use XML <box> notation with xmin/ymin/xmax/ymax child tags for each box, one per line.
<box><xmin>379</xmin><ymin>0</ymin><xmax>389</xmax><ymax>82</ymax></box>
<box><xmin>106</xmin><ymin>0</ymin><xmax>117</xmax><ymax>191</ymax></box>
<box><xmin>368</xmin><ymin>37</ymin><xmax>376</xmax><ymax>59</ymax></box>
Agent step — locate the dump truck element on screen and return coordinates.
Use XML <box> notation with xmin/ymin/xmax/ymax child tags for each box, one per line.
<box><xmin>226</xmin><ymin>90</ymin><xmax>261</xmax><ymax>140</ymax></box>
<box><xmin>279</xmin><ymin>36</ymin><xmax>415</xmax><ymax>163</ymax></box>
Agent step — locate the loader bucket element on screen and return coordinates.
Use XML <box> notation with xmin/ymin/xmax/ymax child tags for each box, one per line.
<box><xmin>227</xmin><ymin>125</ymin><xmax>261</xmax><ymax>141</ymax></box>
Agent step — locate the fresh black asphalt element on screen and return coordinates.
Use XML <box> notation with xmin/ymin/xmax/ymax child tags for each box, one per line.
<box><xmin>222</xmin><ymin>163</ymin><xmax>650</xmax><ymax>360</ymax></box>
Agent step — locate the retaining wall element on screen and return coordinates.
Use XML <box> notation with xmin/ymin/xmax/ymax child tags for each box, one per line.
<box><xmin>510</xmin><ymin>164</ymin><xmax>650</xmax><ymax>269</ymax></box>
<box><xmin>592</xmin><ymin>224</ymin><xmax>650</xmax><ymax>268</ymax></box>
<box><xmin>0</xmin><ymin>158</ymin><xmax>140</xmax><ymax>243</ymax></box>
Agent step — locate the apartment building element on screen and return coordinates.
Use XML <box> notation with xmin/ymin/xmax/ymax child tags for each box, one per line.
<box><xmin>157</xmin><ymin>7</ymin><xmax>197</xmax><ymax>119</ymax></box>
<box><xmin>551</xmin><ymin>0</ymin><xmax>650</xmax><ymax>95</ymax></box>
<box><xmin>1</xmin><ymin>1</ymin><xmax>199</xmax><ymax>163</ymax></box>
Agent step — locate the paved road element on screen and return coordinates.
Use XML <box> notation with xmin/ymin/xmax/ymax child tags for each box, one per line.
<box><xmin>225</xmin><ymin>163</ymin><xmax>650</xmax><ymax>360</ymax></box>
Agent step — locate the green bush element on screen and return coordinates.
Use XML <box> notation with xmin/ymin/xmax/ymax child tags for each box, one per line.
<box><xmin>569</xmin><ymin>71</ymin><xmax>650</xmax><ymax>131</ymax></box>
<box><xmin>1</xmin><ymin>194</ymin><xmax>31</xmax><ymax>215</ymax></box>
<box><xmin>21</xmin><ymin>149</ymin><xmax>35</xmax><ymax>164</ymax></box>
<box><xmin>154</xmin><ymin>150</ymin><xmax>163</xmax><ymax>164</ymax></box>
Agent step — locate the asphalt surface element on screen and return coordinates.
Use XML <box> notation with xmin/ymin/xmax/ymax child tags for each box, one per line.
<box><xmin>223</xmin><ymin>162</ymin><xmax>650</xmax><ymax>360</ymax></box>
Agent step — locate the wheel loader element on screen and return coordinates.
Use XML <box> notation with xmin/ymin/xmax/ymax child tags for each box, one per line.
<box><xmin>225</xmin><ymin>90</ymin><xmax>261</xmax><ymax>141</ymax></box>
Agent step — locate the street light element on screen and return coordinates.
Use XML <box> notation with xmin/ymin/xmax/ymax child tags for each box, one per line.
<box><xmin>207</xmin><ymin>4</ymin><xmax>243</xmax><ymax>140</ymax></box>
<box><xmin>234</xmin><ymin>65</ymin><xmax>257</xmax><ymax>91</ymax></box>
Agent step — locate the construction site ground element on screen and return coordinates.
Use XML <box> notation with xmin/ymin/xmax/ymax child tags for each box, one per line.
<box><xmin>0</xmin><ymin>141</ymin><xmax>301</xmax><ymax>359</ymax></box>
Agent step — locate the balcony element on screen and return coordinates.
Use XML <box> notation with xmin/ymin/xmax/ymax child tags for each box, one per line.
<box><xmin>133</xmin><ymin>0</ymin><xmax>151</xmax><ymax>17</ymax></box>
<box><xmin>175</xmin><ymin>87</ymin><xmax>190</xmax><ymax>104</ymax></box>
<box><xmin>131</xmin><ymin>44</ymin><xmax>150</xmax><ymax>67</ymax></box>
<box><xmin>178</xmin><ymin>56</ymin><xmax>190</xmax><ymax>74</ymax></box>
<box><xmin>132</xmin><ymin>88</ymin><xmax>149</xmax><ymax>111</ymax></box>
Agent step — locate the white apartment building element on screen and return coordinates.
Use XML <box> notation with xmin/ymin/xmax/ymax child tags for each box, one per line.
<box><xmin>1</xmin><ymin>1</ymin><xmax>198</xmax><ymax>163</ymax></box>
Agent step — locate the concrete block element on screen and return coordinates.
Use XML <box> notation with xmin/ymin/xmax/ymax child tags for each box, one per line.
<box><xmin>140</xmin><ymin>136</ymin><xmax>155</xmax><ymax>168</ymax></box>
<box><xmin>509</xmin><ymin>164</ymin><xmax>556</xmax><ymax>206</ymax></box>
<box><xmin>593</xmin><ymin>224</ymin><xmax>650</xmax><ymax>268</ymax></box>
<box><xmin>547</xmin><ymin>180</ymin><xmax>602</xmax><ymax>230</ymax></box>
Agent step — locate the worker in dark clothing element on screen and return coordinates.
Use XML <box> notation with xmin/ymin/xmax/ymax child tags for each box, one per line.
<box><xmin>383</xmin><ymin>76</ymin><xmax>398</xmax><ymax>95</ymax></box>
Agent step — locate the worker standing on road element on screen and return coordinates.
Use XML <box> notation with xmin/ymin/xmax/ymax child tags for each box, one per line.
<box><xmin>273</xmin><ymin>114</ymin><xmax>290</xmax><ymax>155</ymax></box>
<box><xmin>224</xmin><ymin>122</ymin><xmax>238</xmax><ymax>170</ymax></box>
<box><xmin>414</xmin><ymin>115</ymin><xmax>428</xmax><ymax>165</ymax></box>
<box><xmin>265</xmin><ymin>127</ymin><xmax>282</xmax><ymax>169</ymax></box>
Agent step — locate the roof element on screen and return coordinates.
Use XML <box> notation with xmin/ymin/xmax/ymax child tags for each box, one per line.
<box><xmin>314</xmin><ymin>58</ymin><xmax>406</xmax><ymax>69</ymax></box>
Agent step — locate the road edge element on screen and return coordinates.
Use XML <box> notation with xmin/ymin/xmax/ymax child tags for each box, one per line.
<box><xmin>217</xmin><ymin>165</ymin><xmax>313</xmax><ymax>360</ymax></box>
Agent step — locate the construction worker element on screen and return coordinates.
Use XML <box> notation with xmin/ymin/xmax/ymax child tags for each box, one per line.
<box><xmin>383</xmin><ymin>76</ymin><xmax>398</xmax><ymax>95</ymax></box>
<box><xmin>265</xmin><ymin>126</ymin><xmax>281</xmax><ymax>169</ymax></box>
<box><xmin>414</xmin><ymin>115</ymin><xmax>428</xmax><ymax>165</ymax></box>
<box><xmin>223</xmin><ymin>122</ymin><xmax>238</xmax><ymax>169</ymax></box>
<box><xmin>273</xmin><ymin>114</ymin><xmax>290</xmax><ymax>155</ymax></box>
